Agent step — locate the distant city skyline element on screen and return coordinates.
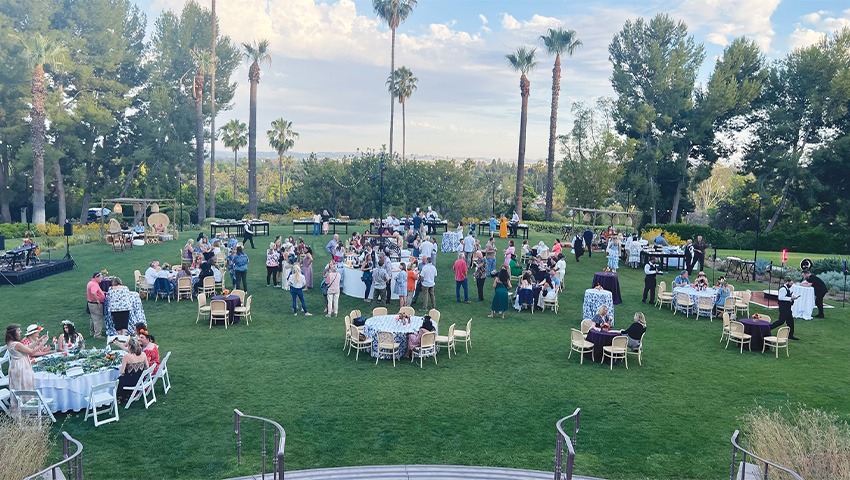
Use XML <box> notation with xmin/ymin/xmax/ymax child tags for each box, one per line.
<box><xmin>141</xmin><ymin>0</ymin><xmax>850</xmax><ymax>160</ymax></box>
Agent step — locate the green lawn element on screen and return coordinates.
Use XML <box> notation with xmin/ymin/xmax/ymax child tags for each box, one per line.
<box><xmin>4</xmin><ymin>229</ymin><xmax>849</xmax><ymax>480</ymax></box>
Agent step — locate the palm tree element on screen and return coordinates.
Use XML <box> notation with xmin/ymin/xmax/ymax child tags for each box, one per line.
<box><xmin>372</xmin><ymin>0</ymin><xmax>418</xmax><ymax>159</ymax></box>
<box><xmin>506</xmin><ymin>46</ymin><xmax>537</xmax><ymax>221</ymax></box>
<box><xmin>219</xmin><ymin>119</ymin><xmax>247</xmax><ymax>201</ymax></box>
<box><xmin>541</xmin><ymin>28</ymin><xmax>582</xmax><ymax>221</ymax></box>
<box><xmin>267</xmin><ymin>118</ymin><xmax>299</xmax><ymax>205</ymax></box>
<box><xmin>18</xmin><ymin>34</ymin><xmax>66</xmax><ymax>225</ymax></box>
<box><xmin>242</xmin><ymin>39</ymin><xmax>271</xmax><ymax>216</ymax></box>
<box><xmin>209</xmin><ymin>0</ymin><xmax>219</xmax><ymax>217</ymax></box>
<box><xmin>386</xmin><ymin>66</ymin><xmax>418</xmax><ymax>160</ymax></box>
<box><xmin>191</xmin><ymin>47</ymin><xmax>215</xmax><ymax>224</ymax></box>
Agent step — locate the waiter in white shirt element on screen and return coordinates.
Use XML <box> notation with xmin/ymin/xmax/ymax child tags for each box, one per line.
<box><xmin>770</xmin><ymin>277</ymin><xmax>800</xmax><ymax>340</ymax></box>
<box><xmin>642</xmin><ymin>257</ymin><xmax>661</xmax><ymax>304</ymax></box>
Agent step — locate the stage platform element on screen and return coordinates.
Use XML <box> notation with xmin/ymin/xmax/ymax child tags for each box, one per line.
<box><xmin>0</xmin><ymin>259</ymin><xmax>75</xmax><ymax>285</ymax></box>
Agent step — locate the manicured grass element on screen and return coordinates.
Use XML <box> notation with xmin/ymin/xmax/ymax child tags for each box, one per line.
<box><xmin>3</xmin><ymin>230</ymin><xmax>850</xmax><ymax>480</ymax></box>
<box><xmin>716</xmin><ymin>249</ymin><xmax>846</xmax><ymax>267</ymax></box>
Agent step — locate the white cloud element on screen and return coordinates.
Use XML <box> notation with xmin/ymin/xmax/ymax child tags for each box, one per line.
<box><xmin>479</xmin><ymin>14</ymin><xmax>488</xmax><ymax>25</ymax></box>
<box><xmin>501</xmin><ymin>13</ymin><xmax>520</xmax><ymax>31</ymax></box>
<box><xmin>788</xmin><ymin>28</ymin><xmax>827</xmax><ymax>50</ymax></box>
<box><xmin>705</xmin><ymin>32</ymin><xmax>728</xmax><ymax>46</ymax></box>
<box><xmin>675</xmin><ymin>0</ymin><xmax>781</xmax><ymax>51</ymax></box>
<box><xmin>788</xmin><ymin>8</ymin><xmax>850</xmax><ymax>50</ymax></box>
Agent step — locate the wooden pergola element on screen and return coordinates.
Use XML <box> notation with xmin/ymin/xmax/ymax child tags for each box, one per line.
<box><xmin>561</xmin><ymin>206</ymin><xmax>640</xmax><ymax>240</ymax></box>
<box><xmin>99</xmin><ymin>197</ymin><xmax>177</xmax><ymax>235</ymax></box>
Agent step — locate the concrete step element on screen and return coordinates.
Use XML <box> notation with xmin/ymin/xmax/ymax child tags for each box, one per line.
<box><xmin>225</xmin><ymin>464</ymin><xmax>605</xmax><ymax>480</ymax></box>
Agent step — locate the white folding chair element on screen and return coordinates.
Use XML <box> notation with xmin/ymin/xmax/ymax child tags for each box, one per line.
<box><xmin>84</xmin><ymin>380</ymin><xmax>120</xmax><ymax>426</ymax></box>
<box><xmin>454</xmin><ymin>318</ymin><xmax>473</xmax><ymax>353</ymax></box>
<box><xmin>123</xmin><ymin>364</ymin><xmax>157</xmax><ymax>409</ymax></box>
<box><xmin>0</xmin><ymin>354</ymin><xmax>8</xmax><ymax>388</ymax></box>
<box><xmin>435</xmin><ymin>323</ymin><xmax>457</xmax><ymax>358</ymax></box>
<box><xmin>153</xmin><ymin>351</ymin><xmax>172</xmax><ymax>394</ymax></box>
<box><xmin>410</xmin><ymin>331</ymin><xmax>438</xmax><ymax>368</ymax></box>
<box><xmin>0</xmin><ymin>387</ymin><xmax>10</xmax><ymax>415</ymax></box>
<box><xmin>11</xmin><ymin>390</ymin><xmax>56</xmax><ymax>426</ymax></box>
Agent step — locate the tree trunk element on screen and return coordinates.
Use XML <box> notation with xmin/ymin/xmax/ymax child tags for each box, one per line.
<box><xmin>388</xmin><ymin>28</ymin><xmax>396</xmax><ymax>158</ymax></box>
<box><xmin>278</xmin><ymin>156</ymin><xmax>284</xmax><ymax>204</ymax></box>
<box><xmin>79</xmin><ymin>161</ymin><xmax>95</xmax><ymax>222</ymax></box>
<box><xmin>209</xmin><ymin>0</ymin><xmax>217</xmax><ymax>218</ymax></box>
<box><xmin>233</xmin><ymin>149</ymin><xmax>238</xmax><ymax>202</ymax></box>
<box><xmin>670</xmin><ymin>173</ymin><xmax>684</xmax><ymax>224</ymax></box>
<box><xmin>0</xmin><ymin>144</ymin><xmax>11</xmax><ymax>223</ymax></box>
<box><xmin>544</xmin><ymin>54</ymin><xmax>561</xmax><ymax>221</ymax></box>
<box><xmin>119</xmin><ymin>162</ymin><xmax>138</xmax><ymax>198</ymax></box>
<box><xmin>31</xmin><ymin>64</ymin><xmax>47</xmax><ymax>225</ymax></box>
<box><xmin>402</xmin><ymin>100</ymin><xmax>406</xmax><ymax>160</ymax></box>
<box><xmin>765</xmin><ymin>177</ymin><xmax>791</xmax><ymax>233</ymax></box>
<box><xmin>515</xmin><ymin>74</ymin><xmax>530</xmax><ymax>220</ymax></box>
<box><xmin>195</xmin><ymin>73</ymin><xmax>206</xmax><ymax>224</ymax></box>
<box><xmin>248</xmin><ymin>66</ymin><xmax>259</xmax><ymax>216</ymax></box>
<box><xmin>53</xmin><ymin>158</ymin><xmax>66</xmax><ymax>225</ymax></box>
<box><xmin>649</xmin><ymin>174</ymin><xmax>657</xmax><ymax>224</ymax></box>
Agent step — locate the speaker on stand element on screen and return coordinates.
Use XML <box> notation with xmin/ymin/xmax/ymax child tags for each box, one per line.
<box><xmin>63</xmin><ymin>220</ymin><xmax>77</xmax><ymax>267</ymax></box>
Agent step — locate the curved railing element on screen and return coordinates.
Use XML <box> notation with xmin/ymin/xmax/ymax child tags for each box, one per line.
<box><xmin>234</xmin><ymin>408</ymin><xmax>286</xmax><ymax>480</ymax></box>
<box><xmin>24</xmin><ymin>431</ymin><xmax>83</xmax><ymax>480</ymax></box>
<box><xmin>554</xmin><ymin>408</ymin><xmax>581</xmax><ymax>480</ymax></box>
<box><xmin>730</xmin><ymin>430</ymin><xmax>804</xmax><ymax>480</ymax></box>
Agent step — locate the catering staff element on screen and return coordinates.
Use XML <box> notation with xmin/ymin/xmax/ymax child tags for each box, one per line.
<box><xmin>802</xmin><ymin>270</ymin><xmax>828</xmax><ymax>319</ymax></box>
<box><xmin>770</xmin><ymin>277</ymin><xmax>800</xmax><ymax>340</ymax></box>
<box><xmin>642</xmin><ymin>257</ymin><xmax>661</xmax><ymax>304</ymax></box>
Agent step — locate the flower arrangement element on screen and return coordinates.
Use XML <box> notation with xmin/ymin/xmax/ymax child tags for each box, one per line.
<box><xmin>753</xmin><ymin>313</ymin><xmax>760</xmax><ymax>320</ymax></box>
<box><xmin>600</xmin><ymin>322</ymin><xmax>611</xmax><ymax>331</ymax></box>
<box><xmin>602</xmin><ymin>267</ymin><xmax>613</xmax><ymax>273</ymax></box>
<box><xmin>100</xmin><ymin>269</ymin><xmax>109</xmax><ymax>276</ymax></box>
<box><xmin>594</xmin><ymin>284</ymin><xmax>605</xmax><ymax>290</ymax></box>
<box><xmin>34</xmin><ymin>349</ymin><xmax>121</xmax><ymax>376</ymax></box>
<box><xmin>396</xmin><ymin>312</ymin><xmax>411</xmax><ymax>325</ymax></box>
<box><xmin>222</xmin><ymin>289</ymin><xmax>231</xmax><ymax>295</ymax></box>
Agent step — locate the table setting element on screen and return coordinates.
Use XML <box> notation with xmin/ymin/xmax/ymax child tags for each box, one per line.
<box><xmin>211</xmin><ymin>290</ymin><xmax>242</xmax><ymax>323</ymax></box>
<box><xmin>32</xmin><ymin>348</ymin><xmax>124</xmax><ymax>412</ymax></box>
<box><xmin>672</xmin><ymin>285</ymin><xmax>718</xmax><ymax>312</ymax></box>
<box><xmin>362</xmin><ymin>314</ymin><xmax>434</xmax><ymax>359</ymax></box>
<box><xmin>585</xmin><ymin>327</ymin><xmax>621</xmax><ymax>363</ymax></box>
<box><xmin>738</xmin><ymin>315</ymin><xmax>772</xmax><ymax>351</ymax></box>
<box><xmin>583</xmin><ymin>287</ymin><xmax>614</xmax><ymax>320</ymax></box>
<box><xmin>592</xmin><ymin>271</ymin><xmax>622</xmax><ymax>304</ymax></box>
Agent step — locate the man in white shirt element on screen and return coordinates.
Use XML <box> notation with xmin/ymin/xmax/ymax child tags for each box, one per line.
<box><xmin>463</xmin><ymin>232</ymin><xmax>476</xmax><ymax>268</ymax></box>
<box><xmin>770</xmin><ymin>277</ymin><xmax>800</xmax><ymax>340</ymax></box>
<box><xmin>419</xmin><ymin>236</ymin><xmax>434</xmax><ymax>263</ymax></box>
<box><xmin>144</xmin><ymin>261</ymin><xmax>159</xmax><ymax>287</ymax></box>
<box><xmin>326</xmin><ymin>234</ymin><xmax>339</xmax><ymax>257</ymax></box>
<box><xmin>642</xmin><ymin>258</ymin><xmax>661</xmax><ymax>304</ymax></box>
<box><xmin>509</xmin><ymin>211</ymin><xmax>520</xmax><ymax>237</ymax></box>
<box><xmin>419</xmin><ymin>257</ymin><xmax>437</xmax><ymax>310</ymax></box>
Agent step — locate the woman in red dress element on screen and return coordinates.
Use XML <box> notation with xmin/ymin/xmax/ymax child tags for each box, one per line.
<box><xmin>139</xmin><ymin>329</ymin><xmax>160</xmax><ymax>375</ymax></box>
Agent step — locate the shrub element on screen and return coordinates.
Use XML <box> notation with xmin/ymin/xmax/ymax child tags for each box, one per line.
<box><xmin>811</xmin><ymin>258</ymin><xmax>844</xmax><ymax>275</ymax></box>
<box><xmin>213</xmin><ymin>200</ymin><xmax>248</xmax><ymax>220</ymax></box>
<box><xmin>524</xmin><ymin>221</ymin><xmax>566</xmax><ymax>235</ymax></box>
<box><xmin>258</xmin><ymin>202</ymin><xmax>289</xmax><ymax>216</ymax></box>
<box><xmin>287</xmin><ymin>206</ymin><xmax>316</xmax><ymax>220</ymax></box>
<box><xmin>741</xmin><ymin>405</ymin><xmax>850</xmax><ymax>480</ymax></box>
<box><xmin>642</xmin><ymin>228</ymin><xmax>685</xmax><ymax>246</ymax></box>
<box><xmin>643</xmin><ymin>223</ymin><xmax>720</xmax><ymax>245</ymax></box>
<box><xmin>755</xmin><ymin>259</ymin><xmax>772</xmax><ymax>276</ymax></box>
<box><xmin>0</xmin><ymin>418</ymin><xmax>51</xmax><ymax>479</ymax></box>
<box><xmin>818</xmin><ymin>271</ymin><xmax>850</xmax><ymax>293</ymax></box>
<box><xmin>0</xmin><ymin>223</ymin><xmax>31</xmax><ymax>239</ymax></box>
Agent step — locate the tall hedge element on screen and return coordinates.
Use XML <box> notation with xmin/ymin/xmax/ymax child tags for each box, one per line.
<box><xmin>643</xmin><ymin>224</ymin><xmax>849</xmax><ymax>254</ymax></box>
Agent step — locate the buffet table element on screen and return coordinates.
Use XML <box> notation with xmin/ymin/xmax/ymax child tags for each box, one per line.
<box><xmin>210</xmin><ymin>220</ymin><xmax>270</xmax><ymax>238</ymax></box>
<box><xmin>341</xmin><ymin>263</ymin><xmax>403</xmax><ymax>300</ymax></box>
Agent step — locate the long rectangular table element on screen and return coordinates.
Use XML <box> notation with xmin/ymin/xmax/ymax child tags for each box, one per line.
<box><xmin>640</xmin><ymin>250</ymin><xmax>685</xmax><ymax>271</ymax></box>
<box><xmin>210</xmin><ymin>221</ymin><xmax>270</xmax><ymax>238</ymax></box>
<box><xmin>292</xmin><ymin>219</ymin><xmax>349</xmax><ymax>234</ymax></box>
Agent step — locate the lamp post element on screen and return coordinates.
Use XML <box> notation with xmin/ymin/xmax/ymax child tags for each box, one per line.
<box><xmin>378</xmin><ymin>153</ymin><xmax>386</xmax><ymax>227</ymax></box>
<box><xmin>491</xmin><ymin>181</ymin><xmax>496</xmax><ymax>215</ymax></box>
<box><xmin>177</xmin><ymin>167</ymin><xmax>183</xmax><ymax>232</ymax></box>
<box><xmin>753</xmin><ymin>196</ymin><xmax>762</xmax><ymax>281</ymax></box>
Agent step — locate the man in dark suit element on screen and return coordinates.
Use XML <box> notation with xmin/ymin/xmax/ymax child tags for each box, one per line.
<box><xmin>802</xmin><ymin>271</ymin><xmax>828</xmax><ymax>318</ymax></box>
<box><xmin>771</xmin><ymin>277</ymin><xmax>800</xmax><ymax>340</ymax></box>
<box><xmin>642</xmin><ymin>257</ymin><xmax>661</xmax><ymax>304</ymax></box>
<box><xmin>693</xmin><ymin>235</ymin><xmax>707</xmax><ymax>272</ymax></box>
<box><xmin>583</xmin><ymin>228</ymin><xmax>593</xmax><ymax>258</ymax></box>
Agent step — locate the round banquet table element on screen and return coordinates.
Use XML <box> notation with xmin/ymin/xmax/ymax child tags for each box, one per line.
<box><xmin>739</xmin><ymin>317</ymin><xmax>772</xmax><ymax>351</ymax></box>
<box><xmin>790</xmin><ymin>284</ymin><xmax>815</xmax><ymax>320</ymax></box>
<box><xmin>441</xmin><ymin>232</ymin><xmax>461</xmax><ymax>253</ymax></box>
<box><xmin>592</xmin><ymin>272</ymin><xmax>622</xmax><ymax>304</ymax></box>
<box><xmin>362</xmin><ymin>315</ymin><xmax>432</xmax><ymax>359</ymax></box>
<box><xmin>585</xmin><ymin>328</ymin><xmax>621</xmax><ymax>363</ymax></box>
<box><xmin>341</xmin><ymin>263</ymin><xmax>403</xmax><ymax>300</ymax></box>
<box><xmin>99</xmin><ymin>278</ymin><xmax>114</xmax><ymax>292</ymax></box>
<box><xmin>211</xmin><ymin>294</ymin><xmax>241</xmax><ymax>323</ymax></box>
<box><xmin>582</xmin><ymin>289</ymin><xmax>614</xmax><ymax>320</ymax></box>
<box><xmin>34</xmin><ymin>357</ymin><xmax>121</xmax><ymax>413</ymax></box>
<box><xmin>672</xmin><ymin>286</ymin><xmax>717</xmax><ymax>313</ymax></box>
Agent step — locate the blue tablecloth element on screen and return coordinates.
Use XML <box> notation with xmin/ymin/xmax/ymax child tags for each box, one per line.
<box><xmin>441</xmin><ymin>232</ymin><xmax>461</xmax><ymax>253</ymax></box>
<box><xmin>582</xmin><ymin>289</ymin><xmax>614</xmax><ymax>320</ymax></box>
<box><xmin>363</xmin><ymin>314</ymin><xmax>429</xmax><ymax>359</ymax></box>
<box><xmin>672</xmin><ymin>286</ymin><xmax>717</xmax><ymax>313</ymax></box>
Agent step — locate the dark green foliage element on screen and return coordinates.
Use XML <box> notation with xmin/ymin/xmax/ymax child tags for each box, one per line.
<box><xmin>811</xmin><ymin>258</ymin><xmax>845</xmax><ymax>275</ymax></box>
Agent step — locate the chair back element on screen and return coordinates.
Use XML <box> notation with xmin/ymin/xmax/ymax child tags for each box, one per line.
<box><xmin>723</xmin><ymin>296</ymin><xmax>736</xmax><ymax>310</ymax></box>
<box><xmin>210</xmin><ymin>299</ymin><xmax>227</xmax><ymax>313</ymax></box>
<box><xmin>398</xmin><ymin>306</ymin><xmax>415</xmax><ymax>316</ymax></box>
<box><xmin>349</xmin><ymin>309</ymin><xmax>362</xmax><ymax>320</ymax></box>
<box><xmin>570</xmin><ymin>328</ymin><xmax>585</xmax><ymax>344</ymax></box>
<box><xmin>349</xmin><ymin>324</ymin><xmax>362</xmax><ymax>342</ymax></box>
<box><xmin>108</xmin><ymin>218</ymin><xmax>121</xmax><ymax>233</ymax></box>
<box><xmin>728</xmin><ymin>284</ymin><xmax>735</xmax><ymax>292</ymax></box>
<box><xmin>428</xmin><ymin>309</ymin><xmax>441</xmax><ymax>323</ymax></box>
<box><xmin>463</xmin><ymin>318</ymin><xmax>472</xmax><ymax>334</ymax></box>
<box><xmin>244</xmin><ymin>295</ymin><xmax>252</xmax><ymax>311</ymax></box>
<box><xmin>742</xmin><ymin>290</ymin><xmax>752</xmax><ymax>303</ymax></box>
<box><xmin>776</xmin><ymin>326</ymin><xmax>790</xmax><ymax>341</ymax></box>
<box><xmin>372</xmin><ymin>307</ymin><xmax>388</xmax><ymax>317</ymax></box>
<box><xmin>158</xmin><ymin>351</ymin><xmax>171</xmax><ymax>376</ymax></box>
<box><xmin>344</xmin><ymin>315</ymin><xmax>351</xmax><ymax>332</ymax></box>
<box><xmin>757</xmin><ymin>314</ymin><xmax>771</xmax><ymax>322</ymax></box>
<box><xmin>580</xmin><ymin>319</ymin><xmax>593</xmax><ymax>335</ymax></box>
<box><xmin>658</xmin><ymin>281</ymin><xmax>667</xmax><ymax>293</ymax></box>
<box><xmin>377</xmin><ymin>331</ymin><xmax>394</xmax><ymax>346</ymax></box>
<box><xmin>729</xmin><ymin>321</ymin><xmax>744</xmax><ymax>335</ymax></box>
<box><xmin>611</xmin><ymin>335</ymin><xmax>628</xmax><ymax>349</ymax></box>
<box><xmin>232</xmin><ymin>289</ymin><xmax>246</xmax><ymax>303</ymax></box>
<box><xmin>198</xmin><ymin>292</ymin><xmax>207</xmax><ymax>307</ymax></box>
<box><xmin>420</xmin><ymin>331</ymin><xmax>436</xmax><ymax>349</ymax></box>
<box><xmin>447</xmin><ymin>323</ymin><xmax>456</xmax><ymax>339</ymax></box>
<box><xmin>677</xmin><ymin>292</ymin><xmax>692</xmax><ymax>305</ymax></box>
<box><xmin>722</xmin><ymin>312</ymin><xmax>731</xmax><ymax>328</ymax></box>
<box><xmin>177</xmin><ymin>277</ymin><xmax>192</xmax><ymax>289</ymax></box>
<box><xmin>203</xmin><ymin>276</ymin><xmax>215</xmax><ymax>289</ymax></box>
<box><xmin>698</xmin><ymin>296</ymin><xmax>713</xmax><ymax>308</ymax></box>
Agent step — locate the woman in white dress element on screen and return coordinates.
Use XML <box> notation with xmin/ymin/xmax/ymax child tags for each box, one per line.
<box><xmin>628</xmin><ymin>234</ymin><xmax>642</xmax><ymax>268</ymax></box>
<box><xmin>5</xmin><ymin>324</ymin><xmax>53</xmax><ymax>417</ymax></box>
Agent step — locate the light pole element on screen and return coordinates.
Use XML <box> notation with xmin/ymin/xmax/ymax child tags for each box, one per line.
<box><xmin>177</xmin><ymin>167</ymin><xmax>183</xmax><ymax>232</ymax></box>
<box><xmin>491</xmin><ymin>181</ymin><xmax>496</xmax><ymax>215</ymax></box>
<box><xmin>378</xmin><ymin>154</ymin><xmax>386</xmax><ymax>228</ymax></box>
<box><xmin>753</xmin><ymin>196</ymin><xmax>762</xmax><ymax>281</ymax></box>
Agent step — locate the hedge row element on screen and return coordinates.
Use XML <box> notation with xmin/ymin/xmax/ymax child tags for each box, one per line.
<box><xmin>644</xmin><ymin>224</ymin><xmax>849</xmax><ymax>255</ymax></box>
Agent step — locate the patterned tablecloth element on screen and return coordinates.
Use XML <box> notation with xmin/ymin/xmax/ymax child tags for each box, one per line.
<box><xmin>441</xmin><ymin>232</ymin><xmax>461</xmax><ymax>253</ymax></box>
<box><xmin>582</xmin><ymin>289</ymin><xmax>614</xmax><ymax>320</ymax></box>
<box><xmin>672</xmin><ymin>286</ymin><xmax>717</xmax><ymax>313</ymax></box>
<box><xmin>791</xmin><ymin>284</ymin><xmax>814</xmax><ymax>320</ymax></box>
<box><xmin>34</xmin><ymin>366</ymin><xmax>120</xmax><ymax>413</ymax></box>
<box><xmin>104</xmin><ymin>290</ymin><xmax>146</xmax><ymax>336</ymax></box>
<box><xmin>363</xmin><ymin>315</ymin><xmax>430</xmax><ymax>359</ymax></box>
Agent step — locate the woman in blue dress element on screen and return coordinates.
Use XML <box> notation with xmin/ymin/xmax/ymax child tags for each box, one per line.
<box><xmin>607</xmin><ymin>235</ymin><xmax>621</xmax><ymax>272</ymax></box>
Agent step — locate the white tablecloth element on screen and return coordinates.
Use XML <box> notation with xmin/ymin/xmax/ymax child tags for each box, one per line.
<box><xmin>441</xmin><ymin>232</ymin><xmax>461</xmax><ymax>252</ymax></box>
<box><xmin>35</xmin><ymin>367</ymin><xmax>120</xmax><ymax>413</ymax></box>
<box><xmin>672</xmin><ymin>286</ymin><xmax>717</xmax><ymax>313</ymax></box>
<box><xmin>791</xmin><ymin>284</ymin><xmax>815</xmax><ymax>320</ymax></box>
<box><xmin>582</xmin><ymin>289</ymin><xmax>614</xmax><ymax>320</ymax></box>
<box><xmin>363</xmin><ymin>315</ymin><xmax>431</xmax><ymax>358</ymax></box>
<box><xmin>340</xmin><ymin>263</ymin><xmax>403</xmax><ymax>299</ymax></box>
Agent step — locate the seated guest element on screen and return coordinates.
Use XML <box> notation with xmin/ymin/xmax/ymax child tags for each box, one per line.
<box><xmin>521</xmin><ymin>240</ymin><xmax>530</xmax><ymax>257</ymax></box>
<box><xmin>58</xmin><ymin>320</ymin><xmax>84</xmax><ymax>352</ymax></box>
<box><xmin>211</xmin><ymin>241</ymin><xmax>222</xmax><ymax>256</ymax></box>
<box><xmin>592</xmin><ymin>305</ymin><xmax>614</xmax><ymax>327</ymax></box>
<box><xmin>183</xmin><ymin>239</ymin><xmax>195</xmax><ymax>261</ymax></box>
<box><xmin>406</xmin><ymin>316</ymin><xmax>436</xmax><ymax>358</ymax></box>
<box><xmin>536</xmin><ymin>272</ymin><xmax>558</xmax><ymax>308</ymax></box>
<box><xmin>714</xmin><ymin>279</ymin><xmax>732</xmax><ymax>314</ymax></box>
<box><xmin>672</xmin><ymin>270</ymin><xmax>690</xmax><ymax>288</ymax></box>
<box><xmin>144</xmin><ymin>261</ymin><xmax>159</xmax><ymax>287</ymax></box>
<box><xmin>551</xmin><ymin>239</ymin><xmax>562</xmax><ymax>256</ymax></box>
<box><xmin>194</xmin><ymin>257</ymin><xmax>215</xmax><ymax>293</ymax></box>
<box><xmin>155</xmin><ymin>223</ymin><xmax>165</xmax><ymax>233</ymax></box>
<box><xmin>694</xmin><ymin>271</ymin><xmax>709</xmax><ymax>288</ymax></box>
<box><xmin>654</xmin><ymin>232</ymin><xmax>668</xmax><ymax>246</ymax></box>
<box><xmin>619</xmin><ymin>312</ymin><xmax>646</xmax><ymax>349</ymax></box>
<box><xmin>116</xmin><ymin>337</ymin><xmax>148</xmax><ymax>403</ymax></box>
<box><xmin>133</xmin><ymin>221</ymin><xmax>145</xmax><ymax>235</ymax></box>
<box><xmin>177</xmin><ymin>264</ymin><xmax>192</xmax><ymax>279</ymax></box>
<box><xmin>21</xmin><ymin>324</ymin><xmax>53</xmax><ymax>360</ymax></box>
<box><xmin>157</xmin><ymin>264</ymin><xmax>175</xmax><ymax>280</ymax></box>
<box><xmin>139</xmin><ymin>328</ymin><xmax>160</xmax><ymax>374</ymax></box>
<box><xmin>509</xmin><ymin>254</ymin><xmax>523</xmax><ymax>277</ymax></box>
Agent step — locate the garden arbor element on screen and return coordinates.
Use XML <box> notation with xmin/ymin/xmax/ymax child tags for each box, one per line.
<box><xmin>98</xmin><ymin>197</ymin><xmax>178</xmax><ymax>236</ymax></box>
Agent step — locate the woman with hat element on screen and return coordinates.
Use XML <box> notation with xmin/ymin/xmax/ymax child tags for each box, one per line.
<box><xmin>58</xmin><ymin>320</ymin><xmax>85</xmax><ymax>352</ymax></box>
<box><xmin>20</xmin><ymin>324</ymin><xmax>53</xmax><ymax>360</ymax></box>
<box><xmin>5</xmin><ymin>324</ymin><xmax>53</xmax><ymax>416</ymax></box>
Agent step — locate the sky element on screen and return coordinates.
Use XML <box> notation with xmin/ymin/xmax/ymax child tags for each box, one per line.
<box><xmin>138</xmin><ymin>0</ymin><xmax>850</xmax><ymax>161</ymax></box>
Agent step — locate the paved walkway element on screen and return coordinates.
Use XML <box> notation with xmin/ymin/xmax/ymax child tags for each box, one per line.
<box><xmin>226</xmin><ymin>464</ymin><xmax>606</xmax><ymax>480</ymax></box>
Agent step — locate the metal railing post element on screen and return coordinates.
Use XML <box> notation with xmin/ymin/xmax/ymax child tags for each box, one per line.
<box><xmin>235</xmin><ymin>409</ymin><xmax>242</xmax><ymax>465</ymax></box>
<box><xmin>233</xmin><ymin>408</ymin><xmax>286</xmax><ymax>480</ymax></box>
<box><xmin>24</xmin><ymin>432</ymin><xmax>83</xmax><ymax>480</ymax></box>
<box><xmin>730</xmin><ymin>429</ymin><xmax>804</xmax><ymax>480</ymax></box>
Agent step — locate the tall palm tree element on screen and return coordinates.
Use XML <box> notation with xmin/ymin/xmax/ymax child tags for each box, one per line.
<box><xmin>541</xmin><ymin>28</ymin><xmax>582</xmax><ymax>221</ymax></box>
<box><xmin>209</xmin><ymin>0</ymin><xmax>218</xmax><ymax>217</ymax></box>
<box><xmin>506</xmin><ymin>46</ymin><xmax>537</xmax><ymax>221</ymax></box>
<box><xmin>267</xmin><ymin>118</ymin><xmax>299</xmax><ymax>205</ymax></box>
<box><xmin>242</xmin><ymin>39</ymin><xmax>271</xmax><ymax>216</ymax></box>
<box><xmin>191</xmin><ymin>47</ymin><xmax>215</xmax><ymax>224</ymax></box>
<box><xmin>386</xmin><ymin>66</ymin><xmax>418</xmax><ymax>160</ymax></box>
<box><xmin>18</xmin><ymin>34</ymin><xmax>66</xmax><ymax>225</ymax></box>
<box><xmin>219</xmin><ymin>119</ymin><xmax>247</xmax><ymax>201</ymax></box>
<box><xmin>372</xmin><ymin>0</ymin><xmax>417</xmax><ymax>158</ymax></box>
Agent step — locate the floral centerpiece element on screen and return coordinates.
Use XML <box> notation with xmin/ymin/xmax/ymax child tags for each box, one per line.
<box><xmin>33</xmin><ymin>349</ymin><xmax>122</xmax><ymax>376</ymax></box>
<box><xmin>594</xmin><ymin>284</ymin><xmax>605</xmax><ymax>290</ymax></box>
<box><xmin>222</xmin><ymin>289</ymin><xmax>231</xmax><ymax>295</ymax></box>
<box><xmin>600</xmin><ymin>321</ymin><xmax>611</xmax><ymax>331</ymax></box>
<box><xmin>753</xmin><ymin>313</ymin><xmax>761</xmax><ymax>321</ymax></box>
<box><xmin>602</xmin><ymin>267</ymin><xmax>613</xmax><ymax>273</ymax></box>
<box><xmin>396</xmin><ymin>312</ymin><xmax>411</xmax><ymax>326</ymax></box>
<box><xmin>100</xmin><ymin>269</ymin><xmax>109</xmax><ymax>276</ymax></box>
